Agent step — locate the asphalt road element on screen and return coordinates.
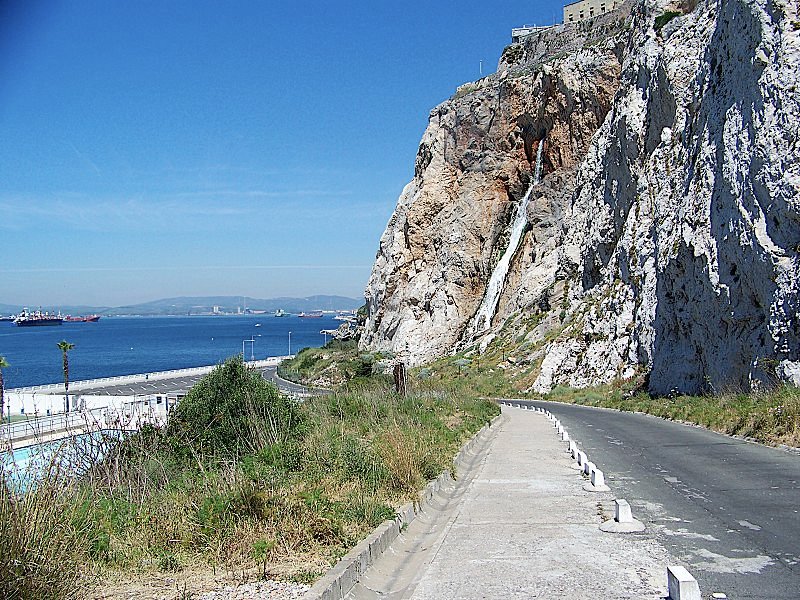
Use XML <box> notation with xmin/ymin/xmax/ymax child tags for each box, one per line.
<box><xmin>517</xmin><ymin>400</ymin><xmax>799</xmax><ymax>599</ymax></box>
<box><xmin>73</xmin><ymin>366</ymin><xmax>316</xmax><ymax>397</ymax></box>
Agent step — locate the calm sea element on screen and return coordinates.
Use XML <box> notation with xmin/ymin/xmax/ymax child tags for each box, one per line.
<box><xmin>0</xmin><ymin>315</ymin><xmax>341</xmax><ymax>389</ymax></box>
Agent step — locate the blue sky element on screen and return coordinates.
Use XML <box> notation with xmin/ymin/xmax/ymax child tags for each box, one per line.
<box><xmin>0</xmin><ymin>0</ymin><xmax>564</xmax><ymax>307</ymax></box>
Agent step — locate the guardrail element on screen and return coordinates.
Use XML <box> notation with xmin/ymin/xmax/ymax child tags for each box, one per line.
<box><xmin>8</xmin><ymin>356</ymin><xmax>292</xmax><ymax>395</ymax></box>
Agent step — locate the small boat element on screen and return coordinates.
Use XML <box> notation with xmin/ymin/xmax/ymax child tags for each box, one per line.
<box><xmin>255</xmin><ymin>323</ymin><xmax>262</xmax><ymax>327</ymax></box>
<box><xmin>274</xmin><ymin>309</ymin><xmax>288</xmax><ymax>317</ymax></box>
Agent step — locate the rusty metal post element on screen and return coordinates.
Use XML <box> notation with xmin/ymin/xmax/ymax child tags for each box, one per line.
<box><xmin>393</xmin><ymin>362</ymin><xmax>407</xmax><ymax>396</ymax></box>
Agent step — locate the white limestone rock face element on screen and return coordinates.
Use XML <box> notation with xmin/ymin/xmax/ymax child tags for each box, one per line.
<box><xmin>364</xmin><ymin>0</ymin><xmax>800</xmax><ymax>394</ymax></box>
<box><xmin>535</xmin><ymin>0</ymin><xmax>800</xmax><ymax>394</ymax></box>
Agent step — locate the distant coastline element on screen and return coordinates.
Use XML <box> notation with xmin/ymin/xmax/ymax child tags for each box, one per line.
<box><xmin>0</xmin><ymin>294</ymin><xmax>363</xmax><ymax>319</ymax></box>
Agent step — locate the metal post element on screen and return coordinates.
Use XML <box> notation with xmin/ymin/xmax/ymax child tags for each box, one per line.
<box><xmin>288</xmin><ymin>331</ymin><xmax>292</xmax><ymax>356</ymax></box>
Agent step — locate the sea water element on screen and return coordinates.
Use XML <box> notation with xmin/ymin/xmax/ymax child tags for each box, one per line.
<box><xmin>0</xmin><ymin>314</ymin><xmax>341</xmax><ymax>389</ymax></box>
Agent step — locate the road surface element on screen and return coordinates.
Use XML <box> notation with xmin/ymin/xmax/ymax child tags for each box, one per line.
<box><xmin>516</xmin><ymin>400</ymin><xmax>799</xmax><ymax>599</ymax></box>
<box><xmin>70</xmin><ymin>366</ymin><xmax>317</xmax><ymax>397</ymax></box>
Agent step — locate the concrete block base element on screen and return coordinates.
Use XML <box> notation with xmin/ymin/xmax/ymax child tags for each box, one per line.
<box><xmin>583</xmin><ymin>482</ymin><xmax>611</xmax><ymax>492</ymax></box>
<box><xmin>599</xmin><ymin>518</ymin><xmax>645</xmax><ymax>533</ymax></box>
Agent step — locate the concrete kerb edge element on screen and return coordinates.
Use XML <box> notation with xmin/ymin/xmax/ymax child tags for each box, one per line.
<box><xmin>303</xmin><ymin>412</ymin><xmax>503</xmax><ymax>600</ymax></box>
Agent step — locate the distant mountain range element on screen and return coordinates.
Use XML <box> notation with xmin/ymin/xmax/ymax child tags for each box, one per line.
<box><xmin>0</xmin><ymin>295</ymin><xmax>363</xmax><ymax>317</ymax></box>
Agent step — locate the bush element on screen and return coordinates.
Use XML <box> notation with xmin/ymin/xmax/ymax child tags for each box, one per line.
<box><xmin>165</xmin><ymin>356</ymin><xmax>303</xmax><ymax>460</ymax></box>
<box><xmin>654</xmin><ymin>10</ymin><xmax>681</xmax><ymax>31</ymax></box>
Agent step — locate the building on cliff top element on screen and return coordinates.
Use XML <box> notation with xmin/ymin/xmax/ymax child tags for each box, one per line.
<box><xmin>563</xmin><ymin>0</ymin><xmax>621</xmax><ymax>23</ymax></box>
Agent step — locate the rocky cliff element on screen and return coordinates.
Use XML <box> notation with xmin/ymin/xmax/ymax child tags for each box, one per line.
<box><xmin>362</xmin><ymin>0</ymin><xmax>800</xmax><ymax>395</ymax></box>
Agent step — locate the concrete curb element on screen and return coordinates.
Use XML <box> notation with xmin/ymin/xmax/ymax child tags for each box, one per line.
<box><xmin>303</xmin><ymin>413</ymin><xmax>503</xmax><ymax>600</ymax></box>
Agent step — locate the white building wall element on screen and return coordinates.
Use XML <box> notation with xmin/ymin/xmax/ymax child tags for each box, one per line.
<box><xmin>563</xmin><ymin>0</ymin><xmax>620</xmax><ymax>23</ymax></box>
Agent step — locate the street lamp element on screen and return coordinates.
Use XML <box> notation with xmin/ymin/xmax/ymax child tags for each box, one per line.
<box><xmin>288</xmin><ymin>331</ymin><xmax>292</xmax><ymax>356</ymax></box>
<box><xmin>242</xmin><ymin>337</ymin><xmax>255</xmax><ymax>363</ymax></box>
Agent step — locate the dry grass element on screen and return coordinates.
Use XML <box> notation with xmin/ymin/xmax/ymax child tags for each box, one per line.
<box><xmin>1</xmin><ymin>361</ymin><xmax>498</xmax><ymax>599</ymax></box>
<box><xmin>546</xmin><ymin>383</ymin><xmax>800</xmax><ymax>448</ymax></box>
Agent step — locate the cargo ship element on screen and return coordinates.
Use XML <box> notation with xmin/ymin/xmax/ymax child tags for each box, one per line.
<box><xmin>64</xmin><ymin>314</ymin><xmax>101</xmax><ymax>322</ymax></box>
<box><xmin>14</xmin><ymin>308</ymin><xmax>63</xmax><ymax>327</ymax></box>
<box><xmin>298</xmin><ymin>311</ymin><xmax>324</xmax><ymax>318</ymax></box>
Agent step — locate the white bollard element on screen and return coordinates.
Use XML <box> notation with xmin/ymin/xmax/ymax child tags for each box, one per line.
<box><xmin>591</xmin><ymin>468</ymin><xmax>605</xmax><ymax>488</ymax></box>
<box><xmin>615</xmin><ymin>499</ymin><xmax>633</xmax><ymax>523</ymax></box>
<box><xmin>584</xmin><ymin>460</ymin><xmax>595</xmax><ymax>476</ymax></box>
<box><xmin>584</xmin><ymin>465</ymin><xmax>610</xmax><ymax>492</ymax></box>
<box><xmin>667</xmin><ymin>566</ymin><xmax>701</xmax><ymax>600</ymax></box>
<box><xmin>561</xmin><ymin>431</ymin><xmax>570</xmax><ymax>442</ymax></box>
<box><xmin>568</xmin><ymin>440</ymin><xmax>576</xmax><ymax>454</ymax></box>
<box><xmin>577</xmin><ymin>451</ymin><xmax>586</xmax><ymax>466</ymax></box>
<box><xmin>601</xmin><ymin>498</ymin><xmax>644</xmax><ymax>532</ymax></box>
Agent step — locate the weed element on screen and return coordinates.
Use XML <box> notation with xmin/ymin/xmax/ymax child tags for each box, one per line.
<box><xmin>655</xmin><ymin>11</ymin><xmax>681</xmax><ymax>31</ymax></box>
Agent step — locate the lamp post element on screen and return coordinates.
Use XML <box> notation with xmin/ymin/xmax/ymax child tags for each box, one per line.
<box><xmin>288</xmin><ymin>331</ymin><xmax>292</xmax><ymax>356</ymax></box>
<box><xmin>242</xmin><ymin>337</ymin><xmax>255</xmax><ymax>363</ymax></box>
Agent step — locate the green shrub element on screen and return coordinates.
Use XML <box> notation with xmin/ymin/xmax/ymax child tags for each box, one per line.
<box><xmin>655</xmin><ymin>11</ymin><xmax>681</xmax><ymax>31</ymax></box>
<box><xmin>165</xmin><ymin>356</ymin><xmax>303</xmax><ymax>460</ymax></box>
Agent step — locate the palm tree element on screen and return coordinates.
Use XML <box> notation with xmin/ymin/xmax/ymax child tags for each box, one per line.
<box><xmin>0</xmin><ymin>356</ymin><xmax>8</xmax><ymax>424</ymax></box>
<box><xmin>57</xmin><ymin>341</ymin><xmax>75</xmax><ymax>413</ymax></box>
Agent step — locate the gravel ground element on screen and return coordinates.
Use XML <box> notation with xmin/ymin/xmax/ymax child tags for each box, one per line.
<box><xmin>196</xmin><ymin>580</ymin><xmax>310</xmax><ymax>599</ymax></box>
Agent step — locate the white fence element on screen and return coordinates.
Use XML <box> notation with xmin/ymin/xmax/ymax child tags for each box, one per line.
<box><xmin>0</xmin><ymin>395</ymin><xmax>171</xmax><ymax>450</ymax></box>
<box><xmin>7</xmin><ymin>357</ymin><xmax>289</xmax><ymax>395</ymax></box>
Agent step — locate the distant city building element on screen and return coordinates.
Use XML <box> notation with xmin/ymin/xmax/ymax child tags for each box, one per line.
<box><xmin>212</xmin><ymin>305</ymin><xmax>221</xmax><ymax>314</ymax></box>
<box><xmin>563</xmin><ymin>0</ymin><xmax>620</xmax><ymax>23</ymax></box>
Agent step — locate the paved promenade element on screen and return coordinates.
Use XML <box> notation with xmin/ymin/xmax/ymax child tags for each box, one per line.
<box><xmin>350</xmin><ymin>406</ymin><xmax>672</xmax><ymax>599</ymax></box>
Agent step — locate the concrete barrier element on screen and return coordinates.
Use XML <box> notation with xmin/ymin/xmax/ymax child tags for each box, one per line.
<box><xmin>583</xmin><ymin>466</ymin><xmax>611</xmax><ymax>492</ymax></box>
<box><xmin>570</xmin><ymin>450</ymin><xmax>585</xmax><ymax>470</ymax></box>
<box><xmin>667</xmin><ymin>565</ymin><xmax>701</xmax><ymax>600</ymax></box>
<box><xmin>615</xmin><ymin>499</ymin><xmax>633</xmax><ymax>523</ymax></box>
<box><xmin>600</xmin><ymin>498</ymin><xmax>645</xmax><ymax>533</ymax></box>
<box><xmin>583</xmin><ymin>460</ymin><xmax>595</xmax><ymax>476</ymax></box>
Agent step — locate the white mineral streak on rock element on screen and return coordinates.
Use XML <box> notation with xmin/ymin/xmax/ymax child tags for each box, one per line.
<box><xmin>363</xmin><ymin>0</ymin><xmax>799</xmax><ymax>393</ymax></box>
<box><xmin>469</xmin><ymin>141</ymin><xmax>545</xmax><ymax>338</ymax></box>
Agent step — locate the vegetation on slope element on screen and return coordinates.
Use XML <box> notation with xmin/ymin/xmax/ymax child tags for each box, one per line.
<box><xmin>422</xmin><ymin>338</ymin><xmax>799</xmax><ymax>449</ymax></box>
<box><xmin>1</xmin><ymin>356</ymin><xmax>498</xmax><ymax>598</ymax></box>
<box><xmin>278</xmin><ymin>339</ymin><xmax>396</xmax><ymax>388</ymax></box>
<box><xmin>544</xmin><ymin>381</ymin><xmax>800</xmax><ymax>448</ymax></box>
